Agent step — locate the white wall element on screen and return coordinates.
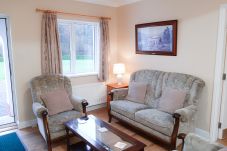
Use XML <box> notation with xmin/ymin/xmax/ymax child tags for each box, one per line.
<box><xmin>0</xmin><ymin>0</ymin><xmax>118</xmax><ymax>124</ymax></box>
<box><xmin>72</xmin><ymin>82</ymin><xmax>106</xmax><ymax>106</ymax></box>
<box><xmin>1</xmin><ymin>0</ymin><xmax>227</xmax><ymax>133</ymax></box>
<box><xmin>116</xmin><ymin>0</ymin><xmax>227</xmax><ymax>132</ymax></box>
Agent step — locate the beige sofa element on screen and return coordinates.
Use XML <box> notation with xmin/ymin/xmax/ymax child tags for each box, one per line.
<box><xmin>108</xmin><ymin>70</ymin><xmax>205</xmax><ymax>150</ymax></box>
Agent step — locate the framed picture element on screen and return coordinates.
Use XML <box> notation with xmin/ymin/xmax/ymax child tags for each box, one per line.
<box><xmin>135</xmin><ymin>20</ymin><xmax>177</xmax><ymax>56</ymax></box>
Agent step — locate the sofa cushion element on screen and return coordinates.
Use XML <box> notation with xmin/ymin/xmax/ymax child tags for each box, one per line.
<box><xmin>162</xmin><ymin>72</ymin><xmax>205</xmax><ymax>107</ymax></box>
<box><xmin>135</xmin><ymin>109</ymin><xmax>174</xmax><ymax>136</ymax></box>
<box><xmin>130</xmin><ymin>70</ymin><xmax>165</xmax><ymax>108</ymax></box>
<box><xmin>49</xmin><ymin>110</ymin><xmax>81</xmax><ymax>133</ymax></box>
<box><xmin>126</xmin><ymin>82</ymin><xmax>147</xmax><ymax>104</ymax></box>
<box><xmin>110</xmin><ymin>100</ymin><xmax>149</xmax><ymax>119</ymax></box>
<box><xmin>41</xmin><ymin>89</ymin><xmax>73</xmax><ymax>116</ymax></box>
<box><xmin>158</xmin><ymin>88</ymin><xmax>186</xmax><ymax>114</ymax></box>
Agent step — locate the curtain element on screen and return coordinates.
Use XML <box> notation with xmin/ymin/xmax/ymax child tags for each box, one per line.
<box><xmin>41</xmin><ymin>12</ymin><xmax>62</xmax><ymax>75</ymax></box>
<box><xmin>98</xmin><ymin>18</ymin><xmax>110</xmax><ymax>81</ymax></box>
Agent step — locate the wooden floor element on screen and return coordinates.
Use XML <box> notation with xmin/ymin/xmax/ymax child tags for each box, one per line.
<box><xmin>8</xmin><ymin>108</ymin><xmax>227</xmax><ymax>150</ymax></box>
<box><xmin>16</xmin><ymin>108</ymin><xmax>169</xmax><ymax>151</ymax></box>
<box><xmin>218</xmin><ymin>138</ymin><xmax>227</xmax><ymax>146</ymax></box>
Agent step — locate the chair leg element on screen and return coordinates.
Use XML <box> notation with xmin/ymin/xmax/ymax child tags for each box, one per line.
<box><xmin>42</xmin><ymin>111</ymin><xmax>52</xmax><ymax>151</ymax></box>
<box><xmin>170</xmin><ymin>113</ymin><xmax>181</xmax><ymax>150</ymax></box>
<box><xmin>47</xmin><ymin>141</ymin><xmax>52</xmax><ymax>151</ymax></box>
<box><xmin>108</xmin><ymin>115</ymin><xmax>112</xmax><ymax>123</ymax></box>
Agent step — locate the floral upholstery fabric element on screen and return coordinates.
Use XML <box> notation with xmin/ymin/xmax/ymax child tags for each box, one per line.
<box><xmin>49</xmin><ymin>110</ymin><xmax>81</xmax><ymax>133</ymax></box>
<box><xmin>130</xmin><ymin>70</ymin><xmax>205</xmax><ymax>108</ymax></box>
<box><xmin>110</xmin><ymin>100</ymin><xmax>149</xmax><ymax>119</ymax></box>
<box><xmin>111</xmin><ymin>110</ymin><xmax>171</xmax><ymax>142</ymax></box>
<box><xmin>32</xmin><ymin>102</ymin><xmax>48</xmax><ymax>118</ymax></box>
<box><xmin>30</xmin><ymin>75</ymin><xmax>72</xmax><ymax>105</ymax></box>
<box><xmin>135</xmin><ymin>109</ymin><xmax>174</xmax><ymax>136</ymax></box>
<box><xmin>175</xmin><ymin>105</ymin><xmax>196</xmax><ymax>122</ymax></box>
<box><xmin>183</xmin><ymin>133</ymin><xmax>223</xmax><ymax>151</ymax></box>
<box><xmin>161</xmin><ymin>72</ymin><xmax>205</xmax><ymax>107</ymax></box>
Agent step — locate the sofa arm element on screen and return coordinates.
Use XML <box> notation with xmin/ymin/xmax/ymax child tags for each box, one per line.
<box><xmin>179</xmin><ymin>133</ymin><xmax>223</xmax><ymax>151</ymax></box>
<box><xmin>175</xmin><ymin>105</ymin><xmax>196</xmax><ymax>122</ymax></box>
<box><xmin>32</xmin><ymin>102</ymin><xmax>48</xmax><ymax>118</ymax></box>
<box><xmin>70</xmin><ymin>95</ymin><xmax>88</xmax><ymax>113</ymax></box>
<box><xmin>110</xmin><ymin>88</ymin><xmax>128</xmax><ymax>101</ymax></box>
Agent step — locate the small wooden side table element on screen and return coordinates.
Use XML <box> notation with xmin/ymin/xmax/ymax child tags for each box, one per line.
<box><xmin>106</xmin><ymin>83</ymin><xmax>128</xmax><ymax>111</ymax></box>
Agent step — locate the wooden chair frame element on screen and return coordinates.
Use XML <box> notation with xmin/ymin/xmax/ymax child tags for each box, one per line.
<box><xmin>42</xmin><ymin>101</ymin><xmax>88</xmax><ymax>151</ymax></box>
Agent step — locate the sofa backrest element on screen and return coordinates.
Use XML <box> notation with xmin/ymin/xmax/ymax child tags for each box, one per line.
<box><xmin>30</xmin><ymin>75</ymin><xmax>72</xmax><ymax>105</ymax></box>
<box><xmin>130</xmin><ymin>70</ymin><xmax>205</xmax><ymax>108</ymax></box>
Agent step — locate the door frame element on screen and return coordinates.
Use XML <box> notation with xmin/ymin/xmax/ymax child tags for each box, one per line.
<box><xmin>0</xmin><ymin>14</ymin><xmax>18</xmax><ymax>128</ymax></box>
<box><xmin>210</xmin><ymin>4</ymin><xmax>227</xmax><ymax>142</ymax></box>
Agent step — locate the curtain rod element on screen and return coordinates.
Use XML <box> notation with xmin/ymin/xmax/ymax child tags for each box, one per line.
<box><xmin>36</xmin><ymin>8</ymin><xmax>111</xmax><ymax>20</ymax></box>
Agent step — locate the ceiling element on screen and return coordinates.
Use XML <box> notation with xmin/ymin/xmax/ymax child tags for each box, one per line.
<box><xmin>74</xmin><ymin>0</ymin><xmax>142</xmax><ymax>7</ymax></box>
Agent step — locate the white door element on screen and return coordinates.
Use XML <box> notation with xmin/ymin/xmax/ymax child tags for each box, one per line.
<box><xmin>0</xmin><ymin>17</ymin><xmax>15</xmax><ymax>127</ymax></box>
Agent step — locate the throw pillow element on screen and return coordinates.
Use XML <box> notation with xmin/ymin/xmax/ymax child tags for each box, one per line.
<box><xmin>158</xmin><ymin>88</ymin><xmax>186</xmax><ymax>114</ymax></box>
<box><xmin>40</xmin><ymin>89</ymin><xmax>73</xmax><ymax>116</ymax></box>
<box><xmin>126</xmin><ymin>82</ymin><xmax>147</xmax><ymax>104</ymax></box>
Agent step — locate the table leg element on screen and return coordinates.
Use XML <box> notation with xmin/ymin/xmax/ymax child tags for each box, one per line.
<box><xmin>65</xmin><ymin>127</ymin><xmax>70</xmax><ymax>151</ymax></box>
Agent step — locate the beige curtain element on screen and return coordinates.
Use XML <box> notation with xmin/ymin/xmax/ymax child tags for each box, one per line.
<box><xmin>41</xmin><ymin>12</ymin><xmax>62</xmax><ymax>75</ymax></box>
<box><xmin>98</xmin><ymin>18</ymin><xmax>110</xmax><ymax>81</ymax></box>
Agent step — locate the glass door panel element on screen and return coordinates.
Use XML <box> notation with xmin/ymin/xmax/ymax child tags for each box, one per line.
<box><xmin>0</xmin><ymin>18</ymin><xmax>15</xmax><ymax>126</ymax></box>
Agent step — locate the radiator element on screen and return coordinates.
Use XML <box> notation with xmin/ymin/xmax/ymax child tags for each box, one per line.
<box><xmin>72</xmin><ymin>82</ymin><xmax>107</xmax><ymax>106</ymax></box>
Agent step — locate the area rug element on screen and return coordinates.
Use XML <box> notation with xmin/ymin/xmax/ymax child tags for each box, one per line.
<box><xmin>0</xmin><ymin>132</ymin><xmax>26</xmax><ymax>151</ymax></box>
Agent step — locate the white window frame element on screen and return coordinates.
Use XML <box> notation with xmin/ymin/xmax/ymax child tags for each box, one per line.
<box><xmin>58</xmin><ymin>19</ymin><xmax>100</xmax><ymax>77</ymax></box>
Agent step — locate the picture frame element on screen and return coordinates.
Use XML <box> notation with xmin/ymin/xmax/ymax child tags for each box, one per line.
<box><xmin>135</xmin><ymin>20</ymin><xmax>177</xmax><ymax>56</ymax></box>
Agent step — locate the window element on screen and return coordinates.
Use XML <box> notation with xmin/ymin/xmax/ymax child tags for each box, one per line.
<box><xmin>58</xmin><ymin>20</ymin><xmax>100</xmax><ymax>76</ymax></box>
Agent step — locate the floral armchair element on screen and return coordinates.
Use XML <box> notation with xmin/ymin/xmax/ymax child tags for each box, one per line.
<box><xmin>30</xmin><ymin>75</ymin><xmax>88</xmax><ymax>151</ymax></box>
<box><xmin>178</xmin><ymin>133</ymin><xmax>224</xmax><ymax>151</ymax></box>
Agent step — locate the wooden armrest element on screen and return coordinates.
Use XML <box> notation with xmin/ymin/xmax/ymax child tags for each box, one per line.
<box><xmin>173</xmin><ymin>113</ymin><xmax>181</xmax><ymax>119</ymax></box>
<box><xmin>41</xmin><ymin>111</ymin><xmax>52</xmax><ymax>151</ymax></box>
<box><xmin>178</xmin><ymin>133</ymin><xmax>186</xmax><ymax>140</ymax></box>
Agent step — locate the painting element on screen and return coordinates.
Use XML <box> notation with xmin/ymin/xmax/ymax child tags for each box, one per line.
<box><xmin>135</xmin><ymin>20</ymin><xmax>177</xmax><ymax>56</ymax></box>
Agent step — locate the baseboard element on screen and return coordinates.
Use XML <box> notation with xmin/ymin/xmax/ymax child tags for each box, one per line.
<box><xmin>87</xmin><ymin>103</ymin><xmax>106</xmax><ymax>111</ymax></box>
<box><xmin>18</xmin><ymin>119</ymin><xmax>37</xmax><ymax>129</ymax></box>
<box><xmin>0</xmin><ymin>124</ymin><xmax>17</xmax><ymax>134</ymax></box>
<box><xmin>195</xmin><ymin>128</ymin><xmax>210</xmax><ymax>140</ymax></box>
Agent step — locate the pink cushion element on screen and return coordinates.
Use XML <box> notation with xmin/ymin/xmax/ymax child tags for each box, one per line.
<box><xmin>41</xmin><ymin>89</ymin><xmax>73</xmax><ymax>116</ymax></box>
<box><xmin>126</xmin><ymin>82</ymin><xmax>147</xmax><ymax>104</ymax></box>
<box><xmin>219</xmin><ymin>148</ymin><xmax>227</xmax><ymax>151</ymax></box>
<box><xmin>158</xmin><ymin>88</ymin><xmax>186</xmax><ymax>114</ymax></box>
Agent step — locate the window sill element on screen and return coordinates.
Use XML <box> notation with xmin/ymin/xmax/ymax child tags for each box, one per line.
<box><xmin>64</xmin><ymin>73</ymin><xmax>98</xmax><ymax>78</ymax></box>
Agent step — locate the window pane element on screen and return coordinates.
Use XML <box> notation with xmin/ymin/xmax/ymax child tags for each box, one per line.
<box><xmin>58</xmin><ymin>23</ymin><xmax>71</xmax><ymax>74</ymax></box>
<box><xmin>74</xmin><ymin>24</ymin><xmax>95</xmax><ymax>74</ymax></box>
